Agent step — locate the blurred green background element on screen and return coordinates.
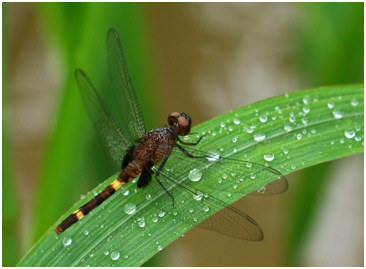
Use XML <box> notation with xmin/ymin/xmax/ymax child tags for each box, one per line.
<box><xmin>3</xmin><ymin>2</ymin><xmax>363</xmax><ymax>266</ymax></box>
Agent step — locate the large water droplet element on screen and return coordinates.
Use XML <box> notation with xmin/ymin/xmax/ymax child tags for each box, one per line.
<box><xmin>63</xmin><ymin>237</ymin><xmax>72</xmax><ymax>246</ymax></box>
<box><xmin>254</xmin><ymin>133</ymin><xmax>266</xmax><ymax>142</ymax></box>
<box><xmin>189</xmin><ymin>168</ymin><xmax>202</xmax><ymax>182</ymax></box>
<box><xmin>344</xmin><ymin>129</ymin><xmax>355</xmax><ymax>139</ymax></box>
<box><xmin>264</xmin><ymin>152</ymin><xmax>275</xmax><ymax>162</ymax></box>
<box><xmin>111</xmin><ymin>251</ymin><xmax>120</xmax><ymax>261</ymax></box>
<box><xmin>333</xmin><ymin>110</ymin><xmax>343</xmax><ymax>119</ymax></box>
<box><xmin>206</xmin><ymin>150</ymin><xmax>220</xmax><ymax>162</ymax></box>
<box><xmin>124</xmin><ymin>203</ymin><xmax>137</xmax><ymax>215</ymax></box>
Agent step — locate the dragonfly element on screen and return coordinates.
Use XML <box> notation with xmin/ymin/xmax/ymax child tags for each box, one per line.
<box><xmin>55</xmin><ymin>28</ymin><xmax>287</xmax><ymax>241</ymax></box>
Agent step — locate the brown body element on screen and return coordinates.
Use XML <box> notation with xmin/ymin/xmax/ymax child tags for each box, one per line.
<box><xmin>55</xmin><ymin>113</ymin><xmax>189</xmax><ymax>234</ymax></box>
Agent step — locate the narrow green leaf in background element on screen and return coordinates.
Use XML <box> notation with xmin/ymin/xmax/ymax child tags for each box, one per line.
<box><xmin>18</xmin><ymin>84</ymin><xmax>363</xmax><ymax>266</ymax></box>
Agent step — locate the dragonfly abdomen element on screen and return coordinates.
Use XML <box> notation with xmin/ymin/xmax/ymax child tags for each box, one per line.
<box><xmin>55</xmin><ymin>165</ymin><xmax>141</xmax><ymax>234</ymax></box>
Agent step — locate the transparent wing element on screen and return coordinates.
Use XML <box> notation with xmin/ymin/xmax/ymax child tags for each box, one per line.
<box><xmin>75</xmin><ymin>69</ymin><xmax>134</xmax><ymax>170</ymax></box>
<box><xmin>157</xmin><ymin>146</ymin><xmax>288</xmax><ymax>196</ymax></box>
<box><xmin>144</xmin><ymin>165</ymin><xmax>263</xmax><ymax>240</ymax></box>
<box><xmin>107</xmin><ymin>28</ymin><xmax>146</xmax><ymax>142</ymax></box>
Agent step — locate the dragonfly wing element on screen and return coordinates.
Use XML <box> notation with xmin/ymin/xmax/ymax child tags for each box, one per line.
<box><xmin>248</xmin><ymin>176</ymin><xmax>288</xmax><ymax>196</ymax></box>
<box><xmin>160</xmin><ymin>146</ymin><xmax>288</xmax><ymax>196</ymax></box>
<box><xmin>75</xmin><ymin>69</ymin><xmax>134</xmax><ymax>170</ymax></box>
<box><xmin>106</xmin><ymin>28</ymin><xmax>146</xmax><ymax>141</ymax></box>
<box><xmin>147</xmin><ymin>164</ymin><xmax>263</xmax><ymax>241</ymax></box>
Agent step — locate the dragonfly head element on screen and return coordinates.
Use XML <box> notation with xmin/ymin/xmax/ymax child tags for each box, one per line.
<box><xmin>168</xmin><ymin>112</ymin><xmax>191</xmax><ymax>136</ymax></box>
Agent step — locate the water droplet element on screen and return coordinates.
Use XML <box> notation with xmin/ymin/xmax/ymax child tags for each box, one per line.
<box><xmin>203</xmin><ymin>206</ymin><xmax>210</xmax><ymax>212</ymax></box>
<box><xmin>355</xmin><ymin>136</ymin><xmax>362</xmax><ymax>142</ymax></box>
<box><xmin>124</xmin><ymin>203</ymin><xmax>137</xmax><ymax>215</ymax></box>
<box><xmin>296</xmin><ymin>134</ymin><xmax>302</xmax><ymax>140</ymax></box>
<box><xmin>89</xmin><ymin>253</ymin><xmax>94</xmax><ymax>257</ymax></box>
<box><xmin>232</xmin><ymin>137</ymin><xmax>238</xmax><ymax>143</ymax></box>
<box><xmin>228</xmin><ymin>126</ymin><xmax>233</xmax><ymax>132</ymax></box>
<box><xmin>146</xmin><ymin>194</ymin><xmax>152</xmax><ymax>200</ymax></box>
<box><xmin>158</xmin><ymin>211</ymin><xmax>165</xmax><ymax>218</ymax></box>
<box><xmin>152</xmin><ymin>215</ymin><xmax>158</xmax><ymax>222</ymax></box>
<box><xmin>111</xmin><ymin>251</ymin><xmax>120</xmax><ymax>261</ymax></box>
<box><xmin>247</xmin><ymin>126</ymin><xmax>254</xmax><ymax>134</ymax></box>
<box><xmin>259</xmin><ymin>115</ymin><xmax>268</xmax><ymax>123</ymax></box>
<box><xmin>157</xmin><ymin>246</ymin><xmax>163</xmax><ymax>251</ymax></box>
<box><xmin>189</xmin><ymin>168</ymin><xmax>202</xmax><ymax>182</ymax></box>
<box><xmin>250</xmin><ymin>173</ymin><xmax>256</xmax><ymax>179</ymax></box>
<box><xmin>138</xmin><ymin>218</ymin><xmax>146</xmax><ymax>228</ymax></box>
<box><xmin>193</xmin><ymin>191</ymin><xmax>203</xmax><ymax>201</ymax></box>
<box><xmin>206</xmin><ymin>150</ymin><xmax>220</xmax><ymax>162</ymax></box>
<box><xmin>254</xmin><ymin>133</ymin><xmax>266</xmax><ymax>142</ymax></box>
<box><xmin>302</xmin><ymin>117</ymin><xmax>308</xmax><ymax>125</ymax></box>
<box><xmin>344</xmin><ymin>129</ymin><xmax>355</xmax><ymax>139</ymax></box>
<box><xmin>80</xmin><ymin>194</ymin><xmax>85</xmax><ymax>199</ymax></box>
<box><xmin>220</xmin><ymin>122</ymin><xmax>226</xmax><ymax>128</ymax></box>
<box><xmin>104</xmin><ymin>251</ymin><xmax>109</xmax><ymax>256</ymax></box>
<box><xmin>340</xmin><ymin>138</ymin><xmax>345</xmax><ymax>144</ymax></box>
<box><xmin>124</xmin><ymin>255</ymin><xmax>129</xmax><ymax>259</ymax></box>
<box><xmin>123</xmin><ymin>190</ymin><xmax>129</xmax><ymax>196</ymax></box>
<box><xmin>63</xmin><ymin>237</ymin><xmax>72</xmax><ymax>246</ymax></box>
<box><xmin>84</xmin><ymin>230</ymin><xmax>89</xmax><ymax>236</ymax></box>
<box><xmin>350</xmin><ymin>98</ymin><xmax>359</xmax><ymax>107</ymax></box>
<box><xmin>257</xmin><ymin>186</ymin><xmax>266</xmax><ymax>194</ymax></box>
<box><xmin>212</xmin><ymin>131</ymin><xmax>216</xmax><ymax>136</ymax></box>
<box><xmin>246</xmin><ymin>162</ymin><xmax>252</xmax><ymax>168</ymax></box>
<box><xmin>327</xmin><ymin>102</ymin><xmax>335</xmax><ymax>109</ymax></box>
<box><xmin>233</xmin><ymin>118</ymin><xmax>241</xmax><ymax>125</ymax></box>
<box><xmin>302</xmin><ymin>106</ymin><xmax>310</xmax><ymax>114</ymax></box>
<box><xmin>283</xmin><ymin>148</ymin><xmax>289</xmax><ymax>154</ymax></box>
<box><xmin>189</xmin><ymin>208</ymin><xmax>194</xmax><ymax>213</ymax></box>
<box><xmin>284</xmin><ymin>124</ymin><xmax>293</xmax><ymax>132</ymax></box>
<box><xmin>333</xmin><ymin>110</ymin><xmax>343</xmax><ymax>119</ymax></box>
<box><xmin>303</xmin><ymin>96</ymin><xmax>310</xmax><ymax>104</ymax></box>
<box><xmin>264</xmin><ymin>152</ymin><xmax>275</xmax><ymax>162</ymax></box>
<box><xmin>289</xmin><ymin>116</ymin><xmax>296</xmax><ymax>123</ymax></box>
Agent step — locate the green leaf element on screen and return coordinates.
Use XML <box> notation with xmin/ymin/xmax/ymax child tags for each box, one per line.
<box><xmin>18</xmin><ymin>84</ymin><xmax>363</xmax><ymax>266</ymax></box>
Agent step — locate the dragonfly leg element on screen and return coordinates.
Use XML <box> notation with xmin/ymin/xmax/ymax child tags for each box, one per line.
<box><xmin>178</xmin><ymin>134</ymin><xmax>206</xmax><ymax>146</ymax></box>
<box><xmin>155</xmin><ymin>154</ymin><xmax>175</xmax><ymax>208</ymax></box>
<box><xmin>176</xmin><ymin>144</ymin><xmax>207</xmax><ymax>159</ymax></box>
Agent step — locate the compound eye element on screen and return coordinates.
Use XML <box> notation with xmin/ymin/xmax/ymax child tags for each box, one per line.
<box><xmin>169</xmin><ymin>112</ymin><xmax>180</xmax><ymax>117</ymax></box>
<box><xmin>178</xmin><ymin>116</ymin><xmax>189</xmax><ymax>127</ymax></box>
